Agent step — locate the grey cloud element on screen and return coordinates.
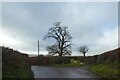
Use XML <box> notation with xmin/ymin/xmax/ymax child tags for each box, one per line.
<box><xmin>2</xmin><ymin>2</ymin><xmax>118</xmax><ymax>56</ymax></box>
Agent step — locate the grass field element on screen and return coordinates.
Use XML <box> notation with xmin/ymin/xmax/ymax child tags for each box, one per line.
<box><xmin>52</xmin><ymin>63</ymin><xmax>84</xmax><ymax>67</ymax></box>
<box><xmin>52</xmin><ymin>59</ymin><xmax>84</xmax><ymax>67</ymax></box>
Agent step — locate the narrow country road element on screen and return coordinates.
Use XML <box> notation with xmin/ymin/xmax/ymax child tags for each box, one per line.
<box><xmin>31</xmin><ymin>66</ymin><xmax>99</xmax><ymax>79</ymax></box>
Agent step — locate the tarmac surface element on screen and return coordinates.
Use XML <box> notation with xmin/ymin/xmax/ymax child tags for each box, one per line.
<box><xmin>31</xmin><ymin>66</ymin><xmax>99</xmax><ymax>79</ymax></box>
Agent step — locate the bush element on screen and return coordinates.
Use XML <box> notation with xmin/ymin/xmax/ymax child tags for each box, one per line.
<box><xmin>2</xmin><ymin>47</ymin><xmax>34</xmax><ymax>79</ymax></box>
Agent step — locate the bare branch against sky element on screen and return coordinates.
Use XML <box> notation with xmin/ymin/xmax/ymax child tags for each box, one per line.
<box><xmin>1</xmin><ymin>2</ymin><xmax>118</xmax><ymax>56</ymax></box>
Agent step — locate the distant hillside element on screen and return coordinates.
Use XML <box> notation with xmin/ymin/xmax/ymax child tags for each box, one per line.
<box><xmin>87</xmin><ymin>48</ymin><xmax>120</xmax><ymax>78</ymax></box>
<box><xmin>86</xmin><ymin>48</ymin><xmax>120</xmax><ymax>64</ymax></box>
<box><xmin>2</xmin><ymin>46</ymin><xmax>34</xmax><ymax>79</ymax></box>
<box><xmin>29</xmin><ymin>48</ymin><xmax>120</xmax><ymax>65</ymax></box>
<box><xmin>97</xmin><ymin>48</ymin><xmax>119</xmax><ymax>63</ymax></box>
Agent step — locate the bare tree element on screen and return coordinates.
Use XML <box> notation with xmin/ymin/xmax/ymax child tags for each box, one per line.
<box><xmin>43</xmin><ymin>22</ymin><xmax>72</xmax><ymax>56</ymax></box>
<box><xmin>78</xmin><ymin>45</ymin><xmax>89</xmax><ymax>57</ymax></box>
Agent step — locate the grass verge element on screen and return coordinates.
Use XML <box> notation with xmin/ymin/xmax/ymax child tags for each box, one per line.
<box><xmin>52</xmin><ymin>63</ymin><xmax>84</xmax><ymax>67</ymax></box>
<box><xmin>88</xmin><ymin>63</ymin><xmax>119</xmax><ymax>78</ymax></box>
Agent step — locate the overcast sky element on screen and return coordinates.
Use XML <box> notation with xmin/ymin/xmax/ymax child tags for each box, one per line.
<box><xmin>1</xmin><ymin>2</ymin><xmax>118</xmax><ymax>56</ymax></box>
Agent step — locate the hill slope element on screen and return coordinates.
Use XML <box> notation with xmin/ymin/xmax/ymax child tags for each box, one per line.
<box><xmin>86</xmin><ymin>48</ymin><xmax>120</xmax><ymax>78</ymax></box>
<box><xmin>2</xmin><ymin>46</ymin><xmax>34</xmax><ymax>79</ymax></box>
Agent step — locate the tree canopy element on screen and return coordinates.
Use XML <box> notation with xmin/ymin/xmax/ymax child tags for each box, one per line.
<box><xmin>44</xmin><ymin>22</ymin><xmax>72</xmax><ymax>56</ymax></box>
<box><xmin>78</xmin><ymin>45</ymin><xmax>89</xmax><ymax>57</ymax></box>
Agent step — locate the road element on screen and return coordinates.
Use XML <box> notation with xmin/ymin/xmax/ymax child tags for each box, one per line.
<box><xmin>31</xmin><ymin>66</ymin><xmax>99</xmax><ymax>79</ymax></box>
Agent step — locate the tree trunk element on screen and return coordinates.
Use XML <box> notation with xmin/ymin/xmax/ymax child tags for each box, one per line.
<box><xmin>59</xmin><ymin>54</ymin><xmax>62</xmax><ymax>56</ymax></box>
<box><xmin>83</xmin><ymin>53</ymin><xmax>86</xmax><ymax>62</ymax></box>
<box><xmin>60</xmin><ymin>46</ymin><xmax>63</xmax><ymax>57</ymax></box>
<box><xmin>84</xmin><ymin>53</ymin><xmax>85</xmax><ymax>57</ymax></box>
